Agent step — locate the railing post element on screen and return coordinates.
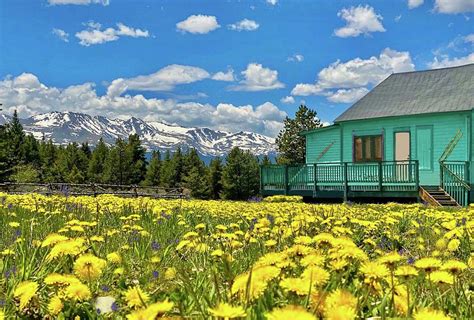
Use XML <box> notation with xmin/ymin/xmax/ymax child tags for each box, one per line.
<box><xmin>378</xmin><ymin>162</ymin><xmax>383</xmax><ymax>192</ymax></box>
<box><xmin>259</xmin><ymin>166</ymin><xmax>263</xmax><ymax>196</ymax></box>
<box><xmin>440</xmin><ymin>162</ymin><xmax>444</xmax><ymax>189</ymax></box>
<box><xmin>313</xmin><ymin>163</ymin><xmax>317</xmax><ymax>196</ymax></box>
<box><xmin>343</xmin><ymin>162</ymin><xmax>348</xmax><ymax>203</ymax></box>
<box><xmin>284</xmin><ymin>165</ymin><xmax>289</xmax><ymax>195</ymax></box>
<box><xmin>465</xmin><ymin>161</ymin><xmax>470</xmax><ymax>205</ymax></box>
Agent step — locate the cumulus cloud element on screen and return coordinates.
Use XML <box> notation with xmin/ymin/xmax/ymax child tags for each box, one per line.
<box><xmin>291</xmin><ymin>48</ymin><xmax>414</xmax><ymax>103</ymax></box>
<box><xmin>52</xmin><ymin>28</ymin><xmax>69</xmax><ymax>42</ymax></box>
<box><xmin>280</xmin><ymin>96</ymin><xmax>295</xmax><ymax>104</ymax></box>
<box><xmin>107</xmin><ymin>65</ymin><xmax>211</xmax><ymax>96</ymax></box>
<box><xmin>287</xmin><ymin>54</ymin><xmax>304</xmax><ymax>62</ymax></box>
<box><xmin>228</xmin><ymin>19</ymin><xmax>259</xmax><ymax>31</ymax></box>
<box><xmin>266</xmin><ymin>0</ymin><xmax>277</xmax><ymax>5</ymax></box>
<box><xmin>465</xmin><ymin>33</ymin><xmax>474</xmax><ymax>44</ymax></box>
<box><xmin>48</xmin><ymin>0</ymin><xmax>109</xmax><ymax>5</ymax></box>
<box><xmin>75</xmin><ymin>22</ymin><xmax>149</xmax><ymax>46</ymax></box>
<box><xmin>0</xmin><ymin>73</ymin><xmax>286</xmax><ymax>136</ymax></box>
<box><xmin>327</xmin><ymin>88</ymin><xmax>369</xmax><ymax>103</ymax></box>
<box><xmin>334</xmin><ymin>5</ymin><xmax>386</xmax><ymax>38</ymax></box>
<box><xmin>434</xmin><ymin>0</ymin><xmax>474</xmax><ymax>14</ymax></box>
<box><xmin>408</xmin><ymin>0</ymin><xmax>423</xmax><ymax>9</ymax></box>
<box><xmin>211</xmin><ymin>69</ymin><xmax>235</xmax><ymax>82</ymax></box>
<box><xmin>428</xmin><ymin>53</ymin><xmax>474</xmax><ymax>69</ymax></box>
<box><xmin>230</xmin><ymin>63</ymin><xmax>284</xmax><ymax>91</ymax></box>
<box><xmin>176</xmin><ymin>15</ymin><xmax>220</xmax><ymax>34</ymax></box>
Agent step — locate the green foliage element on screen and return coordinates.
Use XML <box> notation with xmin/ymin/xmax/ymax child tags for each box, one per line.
<box><xmin>87</xmin><ymin>138</ymin><xmax>109</xmax><ymax>183</ymax></box>
<box><xmin>143</xmin><ymin>150</ymin><xmax>161</xmax><ymax>186</ymax></box>
<box><xmin>10</xmin><ymin>164</ymin><xmax>40</xmax><ymax>183</ymax></box>
<box><xmin>221</xmin><ymin>147</ymin><xmax>260</xmax><ymax>200</ymax></box>
<box><xmin>208</xmin><ymin>157</ymin><xmax>223</xmax><ymax>200</ymax></box>
<box><xmin>183</xmin><ymin>149</ymin><xmax>210</xmax><ymax>199</ymax></box>
<box><xmin>275</xmin><ymin>105</ymin><xmax>321</xmax><ymax>164</ymax></box>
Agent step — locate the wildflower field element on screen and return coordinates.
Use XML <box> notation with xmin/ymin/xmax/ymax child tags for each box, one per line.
<box><xmin>0</xmin><ymin>194</ymin><xmax>473</xmax><ymax>319</ymax></box>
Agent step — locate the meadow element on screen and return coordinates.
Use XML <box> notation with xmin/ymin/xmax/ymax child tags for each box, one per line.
<box><xmin>0</xmin><ymin>193</ymin><xmax>473</xmax><ymax>319</ymax></box>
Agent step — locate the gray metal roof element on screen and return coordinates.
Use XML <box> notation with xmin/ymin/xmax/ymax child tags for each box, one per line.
<box><xmin>335</xmin><ymin>63</ymin><xmax>474</xmax><ymax>122</ymax></box>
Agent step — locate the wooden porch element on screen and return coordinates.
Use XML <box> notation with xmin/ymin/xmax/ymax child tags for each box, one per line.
<box><xmin>260</xmin><ymin>160</ymin><xmax>471</xmax><ymax>206</ymax></box>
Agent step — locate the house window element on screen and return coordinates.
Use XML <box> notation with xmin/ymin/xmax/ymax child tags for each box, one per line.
<box><xmin>354</xmin><ymin>135</ymin><xmax>383</xmax><ymax>162</ymax></box>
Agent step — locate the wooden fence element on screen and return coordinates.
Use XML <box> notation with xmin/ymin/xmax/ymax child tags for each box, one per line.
<box><xmin>0</xmin><ymin>182</ymin><xmax>186</xmax><ymax>199</ymax></box>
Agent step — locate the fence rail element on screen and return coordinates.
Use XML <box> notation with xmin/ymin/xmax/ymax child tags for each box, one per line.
<box><xmin>0</xmin><ymin>182</ymin><xmax>186</xmax><ymax>199</ymax></box>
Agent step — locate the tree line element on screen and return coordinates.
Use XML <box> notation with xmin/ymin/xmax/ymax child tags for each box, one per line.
<box><xmin>0</xmin><ymin>111</ymin><xmax>273</xmax><ymax>200</ymax></box>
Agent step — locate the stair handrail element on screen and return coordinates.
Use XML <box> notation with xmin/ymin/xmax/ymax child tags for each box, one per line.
<box><xmin>440</xmin><ymin>161</ymin><xmax>470</xmax><ymax>191</ymax></box>
<box><xmin>439</xmin><ymin>129</ymin><xmax>462</xmax><ymax>162</ymax></box>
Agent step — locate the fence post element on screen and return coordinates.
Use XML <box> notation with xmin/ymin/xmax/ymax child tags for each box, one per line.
<box><xmin>284</xmin><ymin>165</ymin><xmax>289</xmax><ymax>195</ymax></box>
<box><xmin>343</xmin><ymin>162</ymin><xmax>348</xmax><ymax>203</ymax></box>
<box><xmin>378</xmin><ymin>161</ymin><xmax>384</xmax><ymax>192</ymax></box>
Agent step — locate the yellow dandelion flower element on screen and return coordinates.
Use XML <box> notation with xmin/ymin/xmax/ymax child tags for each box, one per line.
<box><xmin>395</xmin><ymin>265</ymin><xmax>418</xmax><ymax>279</ymax></box>
<box><xmin>164</xmin><ymin>267</ymin><xmax>177</xmax><ymax>280</ymax></box>
<box><xmin>447</xmin><ymin>239</ymin><xmax>460</xmax><ymax>252</ymax></box>
<box><xmin>107</xmin><ymin>252</ymin><xmax>122</xmax><ymax>264</ymax></box>
<box><xmin>44</xmin><ymin>273</ymin><xmax>81</xmax><ymax>286</ymax></box>
<box><xmin>441</xmin><ymin>260</ymin><xmax>467</xmax><ymax>275</ymax></box>
<box><xmin>65</xmin><ymin>282</ymin><xmax>91</xmax><ymax>301</ymax></box>
<box><xmin>73</xmin><ymin>254</ymin><xmax>107</xmax><ymax>281</ymax></box>
<box><xmin>14</xmin><ymin>280</ymin><xmax>38</xmax><ymax>310</ymax></box>
<box><xmin>208</xmin><ymin>303</ymin><xmax>246</xmax><ymax>318</ymax></box>
<box><xmin>48</xmin><ymin>295</ymin><xmax>63</xmax><ymax>316</ymax></box>
<box><xmin>301</xmin><ymin>266</ymin><xmax>330</xmax><ymax>287</ymax></box>
<box><xmin>413</xmin><ymin>308</ymin><xmax>451</xmax><ymax>320</ymax></box>
<box><xmin>124</xmin><ymin>286</ymin><xmax>149</xmax><ymax>309</ymax></box>
<box><xmin>41</xmin><ymin>233</ymin><xmax>69</xmax><ymax>247</ymax></box>
<box><xmin>414</xmin><ymin>257</ymin><xmax>442</xmax><ymax>273</ymax></box>
<box><xmin>429</xmin><ymin>271</ymin><xmax>453</xmax><ymax>285</ymax></box>
<box><xmin>266</xmin><ymin>305</ymin><xmax>316</xmax><ymax>320</ymax></box>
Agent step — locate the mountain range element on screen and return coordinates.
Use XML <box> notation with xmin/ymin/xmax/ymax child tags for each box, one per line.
<box><xmin>0</xmin><ymin>111</ymin><xmax>276</xmax><ymax>156</ymax></box>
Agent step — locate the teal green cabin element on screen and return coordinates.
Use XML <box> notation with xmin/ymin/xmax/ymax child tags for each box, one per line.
<box><xmin>261</xmin><ymin>64</ymin><xmax>474</xmax><ymax>206</ymax></box>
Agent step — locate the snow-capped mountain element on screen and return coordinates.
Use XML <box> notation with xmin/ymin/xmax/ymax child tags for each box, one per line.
<box><xmin>0</xmin><ymin>111</ymin><xmax>276</xmax><ymax>156</ymax></box>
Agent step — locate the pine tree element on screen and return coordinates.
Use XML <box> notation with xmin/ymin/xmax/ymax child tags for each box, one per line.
<box><xmin>261</xmin><ymin>154</ymin><xmax>272</xmax><ymax>165</ymax></box>
<box><xmin>87</xmin><ymin>138</ymin><xmax>109</xmax><ymax>183</ymax></box>
<box><xmin>208</xmin><ymin>157</ymin><xmax>223</xmax><ymax>199</ymax></box>
<box><xmin>275</xmin><ymin>105</ymin><xmax>321</xmax><ymax>164</ymax></box>
<box><xmin>5</xmin><ymin>110</ymin><xmax>26</xmax><ymax>171</ymax></box>
<box><xmin>0</xmin><ymin>123</ymin><xmax>9</xmax><ymax>181</ymax></box>
<box><xmin>143</xmin><ymin>150</ymin><xmax>161</xmax><ymax>186</ymax></box>
<box><xmin>170</xmin><ymin>147</ymin><xmax>184</xmax><ymax>187</ymax></box>
<box><xmin>126</xmin><ymin>134</ymin><xmax>147</xmax><ymax>184</ymax></box>
<box><xmin>39</xmin><ymin>140</ymin><xmax>59</xmax><ymax>182</ymax></box>
<box><xmin>160</xmin><ymin>150</ymin><xmax>173</xmax><ymax>187</ymax></box>
<box><xmin>221</xmin><ymin>147</ymin><xmax>260</xmax><ymax>200</ymax></box>
<box><xmin>182</xmin><ymin>149</ymin><xmax>210</xmax><ymax>198</ymax></box>
<box><xmin>22</xmin><ymin>134</ymin><xmax>41</xmax><ymax>167</ymax></box>
<box><xmin>103</xmin><ymin>138</ymin><xmax>130</xmax><ymax>185</ymax></box>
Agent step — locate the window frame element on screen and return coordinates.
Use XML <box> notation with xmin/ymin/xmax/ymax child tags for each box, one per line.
<box><xmin>353</xmin><ymin>134</ymin><xmax>384</xmax><ymax>163</ymax></box>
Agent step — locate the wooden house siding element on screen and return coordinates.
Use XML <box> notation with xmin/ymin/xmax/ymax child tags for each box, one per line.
<box><xmin>305</xmin><ymin>126</ymin><xmax>341</xmax><ymax>163</ymax></box>
<box><xmin>305</xmin><ymin>111</ymin><xmax>471</xmax><ymax>186</ymax></box>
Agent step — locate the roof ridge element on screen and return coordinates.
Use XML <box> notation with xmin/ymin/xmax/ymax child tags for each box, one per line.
<box><xmin>391</xmin><ymin>63</ymin><xmax>474</xmax><ymax>76</ymax></box>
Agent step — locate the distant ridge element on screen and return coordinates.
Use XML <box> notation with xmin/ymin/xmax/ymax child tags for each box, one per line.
<box><xmin>0</xmin><ymin>111</ymin><xmax>276</xmax><ymax>156</ymax></box>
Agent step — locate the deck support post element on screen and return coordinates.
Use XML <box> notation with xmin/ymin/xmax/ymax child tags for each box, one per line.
<box><xmin>378</xmin><ymin>162</ymin><xmax>383</xmax><ymax>192</ymax></box>
<box><xmin>415</xmin><ymin>161</ymin><xmax>420</xmax><ymax>202</ymax></box>
<box><xmin>284</xmin><ymin>165</ymin><xmax>289</xmax><ymax>196</ymax></box>
<box><xmin>343</xmin><ymin>162</ymin><xmax>348</xmax><ymax>203</ymax></box>
<box><xmin>313</xmin><ymin>163</ymin><xmax>317</xmax><ymax>197</ymax></box>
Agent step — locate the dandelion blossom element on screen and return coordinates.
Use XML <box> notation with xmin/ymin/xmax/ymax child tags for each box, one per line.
<box><xmin>267</xmin><ymin>305</ymin><xmax>316</xmax><ymax>320</ymax></box>
<box><xmin>124</xmin><ymin>286</ymin><xmax>149</xmax><ymax>309</ymax></box>
<box><xmin>73</xmin><ymin>253</ymin><xmax>107</xmax><ymax>281</ymax></box>
<box><xmin>413</xmin><ymin>308</ymin><xmax>451</xmax><ymax>320</ymax></box>
<box><xmin>208</xmin><ymin>303</ymin><xmax>246</xmax><ymax>318</ymax></box>
<box><xmin>14</xmin><ymin>281</ymin><xmax>38</xmax><ymax>310</ymax></box>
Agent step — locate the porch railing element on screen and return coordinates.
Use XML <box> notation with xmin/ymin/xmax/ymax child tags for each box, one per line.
<box><xmin>440</xmin><ymin>161</ymin><xmax>470</xmax><ymax>206</ymax></box>
<box><xmin>261</xmin><ymin>160</ymin><xmax>419</xmax><ymax>196</ymax></box>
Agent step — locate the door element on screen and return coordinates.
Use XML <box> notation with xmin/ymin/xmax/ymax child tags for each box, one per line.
<box><xmin>395</xmin><ymin>132</ymin><xmax>410</xmax><ymax>181</ymax></box>
<box><xmin>416</xmin><ymin>126</ymin><xmax>434</xmax><ymax>185</ymax></box>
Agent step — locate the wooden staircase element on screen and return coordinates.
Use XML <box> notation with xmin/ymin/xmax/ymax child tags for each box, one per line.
<box><xmin>419</xmin><ymin>186</ymin><xmax>460</xmax><ymax>207</ymax></box>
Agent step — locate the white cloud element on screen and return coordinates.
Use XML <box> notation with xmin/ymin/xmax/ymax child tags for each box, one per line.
<box><xmin>280</xmin><ymin>96</ymin><xmax>295</xmax><ymax>104</ymax></box>
<box><xmin>428</xmin><ymin>53</ymin><xmax>474</xmax><ymax>69</ymax></box>
<box><xmin>48</xmin><ymin>0</ymin><xmax>109</xmax><ymax>5</ymax></box>
<box><xmin>465</xmin><ymin>34</ymin><xmax>474</xmax><ymax>44</ymax></box>
<box><xmin>0</xmin><ymin>73</ymin><xmax>286</xmax><ymax>136</ymax></box>
<box><xmin>230</xmin><ymin>63</ymin><xmax>284</xmax><ymax>91</ymax></box>
<box><xmin>211</xmin><ymin>69</ymin><xmax>235</xmax><ymax>82</ymax></box>
<box><xmin>292</xmin><ymin>48</ymin><xmax>414</xmax><ymax>101</ymax></box>
<box><xmin>266</xmin><ymin>0</ymin><xmax>277</xmax><ymax>5</ymax></box>
<box><xmin>75</xmin><ymin>22</ymin><xmax>149</xmax><ymax>46</ymax></box>
<box><xmin>176</xmin><ymin>15</ymin><xmax>220</xmax><ymax>34</ymax></box>
<box><xmin>107</xmin><ymin>65</ymin><xmax>211</xmax><ymax>96</ymax></box>
<box><xmin>408</xmin><ymin>0</ymin><xmax>424</xmax><ymax>9</ymax></box>
<box><xmin>287</xmin><ymin>54</ymin><xmax>304</xmax><ymax>62</ymax></box>
<box><xmin>435</xmin><ymin>0</ymin><xmax>474</xmax><ymax>14</ymax></box>
<box><xmin>334</xmin><ymin>5</ymin><xmax>386</xmax><ymax>38</ymax></box>
<box><xmin>327</xmin><ymin>88</ymin><xmax>369</xmax><ymax>103</ymax></box>
<box><xmin>52</xmin><ymin>28</ymin><xmax>69</xmax><ymax>42</ymax></box>
<box><xmin>394</xmin><ymin>15</ymin><xmax>402</xmax><ymax>22</ymax></box>
<box><xmin>228</xmin><ymin>19</ymin><xmax>259</xmax><ymax>31</ymax></box>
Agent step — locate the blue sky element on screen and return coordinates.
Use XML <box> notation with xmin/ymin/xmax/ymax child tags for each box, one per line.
<box><xmin>0</xmin><ymin>0</ymin><xmax>473</xmax><ymax>137</ymax></box>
